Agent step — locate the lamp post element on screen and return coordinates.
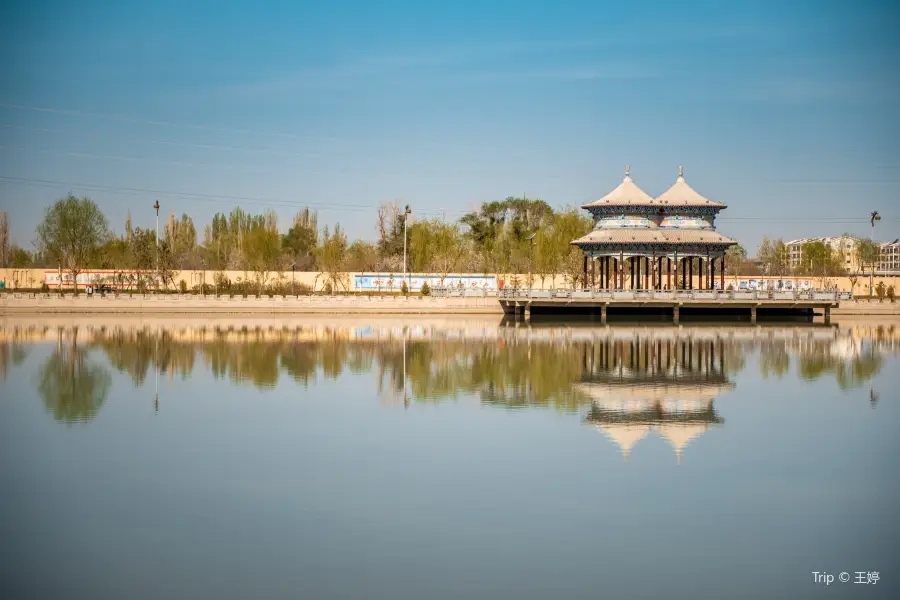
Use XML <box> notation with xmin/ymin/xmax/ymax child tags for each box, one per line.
<box><xmin>200</xmin><ymin>258</ymin><xmax>206</xmax><ymax>296</ymax></box>
<box><xmin>403</xmin><ymin>204</ymin><xmax>411</xmax><ymax>288</ymax></box>
<box><xmin>870</xmin><ymin>210</ymin><xmax>881</xmax><ymax>296</ymax></box>
<box><xmin>153</xmin><ymin>200</ymin><xmax>160</xmax><ymax>291</ymax></box>
<box><xmin>526</xmin><ymin>233</ymin><xmax>536</xmax><ymax>290</ymax></box>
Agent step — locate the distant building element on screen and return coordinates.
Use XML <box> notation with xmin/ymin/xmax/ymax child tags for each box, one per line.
<box><xmin>878</xmin><ymin>239</ymin><xmax>900</xmax><ymax>275</ymax></box>
<box><xmin>785</xmin><ymin>236</ymin><xmax>899</xmax><ymax>275</ymax></box>
<box><xmin>785</xmin><ymin>235</ymin><xmax>860</xmax><ymax>273</ymax></box>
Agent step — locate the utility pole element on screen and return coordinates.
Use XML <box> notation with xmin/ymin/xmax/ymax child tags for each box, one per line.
<box><xmin>870</xmin><ymin>210</ymin><xmax>880</xmax><ymax>296</ymax></box>
<box><xmin>403</xmin><ymin>204</ymin><xmax>411</xmax><ymax>288</ymax></box>
<box><xmin>153</xmin><ymin>201</ymin><xmax>160</xmax><ymax>288</ymax></box>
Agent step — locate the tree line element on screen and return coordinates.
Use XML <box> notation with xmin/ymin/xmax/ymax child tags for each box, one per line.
<box><xmin>1</xmin><ymin>195</ymin><xmax>592</xmax><ymax>291</ymax></box>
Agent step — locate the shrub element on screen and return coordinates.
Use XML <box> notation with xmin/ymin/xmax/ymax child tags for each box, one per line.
<box><xmin>420</xmin><ymin>281</ymin><xmax>431</xmax><ymax>296</ymax></box>
<box><xmin>875</xmin><ymin>282</ymin><xmax>886</xmax><ymax>302</ymax></box>
<box><xmin>401</xmin><ymin>280</ymin><xmax>409</xmax><ymax>296</ymax></box>
<box><xmin>888</xmin><ymin>285</ymin><xmax>895</xmax><ymax>303</ymax></box>
<box><xmin>179</xmin><ymin>279</ymin><xmax>188</xmax><ymax>294</ymax></box>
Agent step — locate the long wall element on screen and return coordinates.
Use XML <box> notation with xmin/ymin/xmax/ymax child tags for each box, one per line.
<box><xmin>1</xmin><ymin>268</ymin><xmax>898</xmax><ymax>294</ymax></box>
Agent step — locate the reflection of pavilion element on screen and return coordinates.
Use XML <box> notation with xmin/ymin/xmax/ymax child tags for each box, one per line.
<box><xmin>579</xmin><ymin>334</ymin><xmax>732</xmax><ymax>463</ymax></box>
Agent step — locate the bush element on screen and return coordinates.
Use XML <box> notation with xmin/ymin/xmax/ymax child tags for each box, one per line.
<box><xmin>420</xmin><ymin>281</ymin><xmax>431</xmax><ymax>296</ymax></box>
<box><xmin>401</xmin><ymin>280</ymin><xmax>409</xmax><ymax>296</ymax></box>
<box><xmin>179</xmin><ymin>279</ymin><xmax>188</xmax><ymax>293</ymax></box>
<box><xmin>875</xmin><ymin>282</ymin><xmax>886</xmax><ymax>302</ymax></box>
<box><xmin>41</xmin><ymin>282</ymin><xmax>50</xmax><ymax>293</ymax></box>
<box><xmin>888</xmin><ymin>285</ymin><xmax>895</xmax><ymax>303</ymax></box>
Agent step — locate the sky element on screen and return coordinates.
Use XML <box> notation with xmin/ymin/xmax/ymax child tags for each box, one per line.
<box><xmin>1</xmin><ymin>0</ymin><xmax>899</xmax><ymax>253</ymax></box>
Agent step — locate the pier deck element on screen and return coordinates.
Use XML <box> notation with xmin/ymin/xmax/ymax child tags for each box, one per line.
<box><xmin>495</xmin><ymin>289</ymin><xmax>850</xmax><ymax>323</ymax></box>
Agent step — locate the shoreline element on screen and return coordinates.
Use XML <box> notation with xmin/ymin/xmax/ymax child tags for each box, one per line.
<box><xmin>2</xmin><ymin>294</ymin><xmax>899</xmax><ymax>317</ymax></box>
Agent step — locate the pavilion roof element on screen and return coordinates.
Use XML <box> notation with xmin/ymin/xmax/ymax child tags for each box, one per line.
<box><xmin>655</xmin><ymin>166</ymin><xmax>726</xmax><ymax>208</ymax></box>
<box><xmin>570</xmin><ymin>228</ymin><xmax>738</xmax><ymax>247</ymax></box>
<box><xmin>581</xmin><ymin>166</ymin><xmax>656</xmax><ymax>208</ymax></box>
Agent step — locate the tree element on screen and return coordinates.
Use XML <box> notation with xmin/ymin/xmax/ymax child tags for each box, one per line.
<box><xmin>725</xmin><ymin>244</ymin><xmax>747</xmax><ymax>277</ymax></box>
<box><xmin>164</xmin><ymin>212</ymin><xmax>198</xmax><ymax>268</ymax></box>
<box><xmin>282</xmin><ymin>208</ymin><xmax>318</xmax><ymax>269</ymax></box>
<box><xmin>799</xmin><ymin>240</ymin><xmax>844</xmax><ymax>286</ymax></box>
<box><xmin>856</xmin><ymin>238</ymin><xmax>880</xmax><ymax>296</ymax></box>
<box><xmin>9</xmin><ymin>246</ymin><xmax>32</xmax><ymax>268</ymax></box>
<box><xmin>875</xmin><ymin>281</ymin><xmax>886</xmax><ymax>302</ymax></box>
<box><xmin>37</xmin><ymin>195</ymin><xmax>110</xmax><ymax>292</ymax></box>
<box><xmin>550</xmin><ymin>208</ymin><xmax>592</xmax><ymax>288</ymax></box>
<box><xmin>758</xmin><ymin>237</ymin><xmax>790</xmax><ymax>277</ymax></box>
<box><xmin>345</xmin><ymin>240</ymin><xmax>378</xmax><ymax>272</ymax></box>
<box><xmin>38</xmin><ymin>328</ymin><xmax>110</xmax><ymax>423</ymax></box>
<box><xmin>244</xmin><ymin>220</ymin><xmax>281</xmax><ymax>294</ymax></box>
<box><xmin>0</xmin><ymin>211</ymin><xmax>8</xmax><ymax>267</ymax></box>
<box><xmin>317</xmin><ymin>224</ymin><xmax>348</xmax><ymax>292</ymax></box>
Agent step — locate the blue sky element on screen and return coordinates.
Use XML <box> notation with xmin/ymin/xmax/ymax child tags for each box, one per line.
<box><xmin>1</xmin><ymin>0</ymin><xmax>898</xmax><ymax>253</ymax></box>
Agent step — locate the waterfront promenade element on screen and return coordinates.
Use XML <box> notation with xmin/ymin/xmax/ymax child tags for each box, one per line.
<box><xmin>1</xmin><ymin>288</ymin><xmax>888</xmax><ymax>322</ymax></box>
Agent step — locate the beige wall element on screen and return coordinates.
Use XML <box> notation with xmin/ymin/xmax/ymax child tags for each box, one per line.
<box><xmin>1</xmin><ymin>268</ymin><xmax>898</xmax><ymax>294</ymax></box>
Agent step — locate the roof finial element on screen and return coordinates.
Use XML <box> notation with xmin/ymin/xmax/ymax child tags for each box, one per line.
<box><xmin>678</xmin><ymin>165</ymin><xmax>684</xmax><ymax>180</ymax></box>
<box><xmin>624</xmin><ymin>165</ymin><xmax>631</xmax><ymax>180</ymax></box>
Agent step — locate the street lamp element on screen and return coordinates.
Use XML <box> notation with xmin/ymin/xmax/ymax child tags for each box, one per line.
<box><xmin>870</xmin><ymin>210</ymin><xmax>881</xmax><ymax>295</ymax></box>
<box><xmin>200</xmin><ymin>258</ymin><xmax>206</xmax><ymax>295</ymax></box>
<box><xmin>403</xmin><ymin>204</ymin><xmax>412</xmax><ymax>288</ymax></box>
<box><xmin>153</xmin><ymin>200</ymin><xmax>160</xmax><ymax>291</ymax></box>
<box><xmin>526</xmin><ymin>233</ymin><xmax>536</xmax><ymax>290</ymax></box>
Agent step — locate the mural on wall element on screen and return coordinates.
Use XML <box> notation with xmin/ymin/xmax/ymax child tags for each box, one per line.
<box><xmin>353</xmin><ymin>274</ymin><xmax>497</xmax><ymax>291</ymax></box>
<box><xmin>44</xmin><ymin>271</ymin><xmax>162</xmax><ymax>288</ymax></box>
<box><xmin>733</xmin><ymin>279</ymin><xmax>813</xmax><ymax>291</ymax></box>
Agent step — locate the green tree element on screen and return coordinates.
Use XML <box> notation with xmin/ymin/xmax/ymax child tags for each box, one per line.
<box><xmin>758</xmin><ymin>237</ymin><xmax>790</xmax><ymax>277</ymax></box>
<box><xmin>0</xmin><ymin>211</ymin><xmax>8</xmax><ymax>267</ymax></box>
<box><xmin>282</xmin><ymin>208</ymin><xmax>318</xmax><ymax>269</ymax></box>
<box><xmin>725</xmin><ymin>244</ymin><xmax>747</xmax><ymax>277</ymax></box>
<box><xmin>244</xmin><ymin>220</ymin><xmax>281</xmax><ymax>294</ymax></box>
<box><xmin>345</xmin><ymin>240</ymin><xmax>378</xmax><ymax>272</ymax></box>
<box><xmin>9</xmin><ymin>246</ymin><xmax>32</xmax><ymax>268</ymax></box>
<box><xmin>551</xmin><ymin>208</ymin><xmax>592</xmax><ymax>288</ymax></box>
<box><xmin>38</xmin><ymin>329</ymin><xmax>111</xmax><ymax>423</ymax></box>
<box><xmin>856</xmin><ymin>238</ymin><xmax>880</xmax><ymax>296</ymax></box>
<box><xmin>37</xmin><ymin>195</ymin><xmax>110</xmax><ymax>292</ymax></box>
<box><xmin>317</xmin><ymin>224</ymin><xmax>349</xmax><ymax>292</ymax></box>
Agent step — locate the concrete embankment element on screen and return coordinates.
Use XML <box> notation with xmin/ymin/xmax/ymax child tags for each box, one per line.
<box><xmin>831</xmin><ymin>302</ymin><xmax>900</xmax><ymax>316</ymax></box>
<box><xmin>0</xmin><ymin>294</ymin><xmax>505</xmax><ymax>315</ymax></box>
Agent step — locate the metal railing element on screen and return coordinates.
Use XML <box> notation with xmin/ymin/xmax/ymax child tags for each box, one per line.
<box><xmin>432</xmin><ymin>288</ymin><xmax>852</xmax><ymax>302</ymax></box>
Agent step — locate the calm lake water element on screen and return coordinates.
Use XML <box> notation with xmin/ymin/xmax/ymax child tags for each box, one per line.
<box><xmin>1</xmin><ymin>315</ymin><xmax>898</xmax><ymax>600</ymax></box>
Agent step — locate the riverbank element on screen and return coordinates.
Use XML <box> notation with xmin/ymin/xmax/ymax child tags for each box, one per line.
<box><xmin>831</xmin><ymin>301</ymin><xmax>900</xmax><ymax>316</ymax></box>
<box><xmin>0</xmin><ymin>293</ymin><xmax>505</xmax><ymax>315</ymax></box>
<box><xmin>3</xmin><ymin>293</ymin><xmax>898</xmax><ymax>318</ymax></box>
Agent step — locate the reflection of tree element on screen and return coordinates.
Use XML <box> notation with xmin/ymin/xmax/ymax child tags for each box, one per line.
<box><xmin>38</xmin><ymin>329</ymin><xmax>111</xmax><ymax>423</ymax></box>
<box><xmin>13</xmin><ymin>325</ymin><xmax>894</xmax><ymax>403</ymax></box>
<box><xmin>797</xmin><ymin>343</ymin><xmax>883</xmax><ymax>390</ymax></box>
<box><xmin>0</xmin><ymin>341</ymin><xmax>28</xmax><ymax>381</ymax></box>
<box><xmin>760</xmin><ymin>339</ymin><xmax>790</xmax><ymax>379</ymax></box>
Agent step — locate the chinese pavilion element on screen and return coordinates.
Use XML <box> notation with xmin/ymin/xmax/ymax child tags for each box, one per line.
<box><xmin>571</xmin><ymin>166</ymin><xmax>738</xmax><ymax>290</ymax></box>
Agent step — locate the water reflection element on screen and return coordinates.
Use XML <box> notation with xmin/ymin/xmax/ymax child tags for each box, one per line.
<box><xmin>37</xmin><ymin>328</ymin><xmax>111</xmax><ymax>424</ymax></box>
<box><xmin>3</xmin><ymin>321</ymin><xmax>897</xmax><ymax>429</ymax></box>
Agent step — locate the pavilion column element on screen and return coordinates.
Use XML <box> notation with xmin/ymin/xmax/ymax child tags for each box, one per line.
<box><xmin>591</xmin><ymin>257</ymin><xmax>596</xmax><ymax>288</ymax></box>
<box><xmin>720</xmin><ymin>255</ymin><xmax>725</xmax><ymax>289</ymax></box>
<box><xmin>630</xmin><ymin>257</ymin><xmax>635</xmax><ymax>290</ymax></box>
<box><xmin>707</xmin><ymin>253</ymin><xmax>712</xmax><ymax>289</ymax></box>
<box><xmin>583</xmin><ymin>255</ymin><xmax>588</xmax><ymax>289</ymax></box>
<box><xmin>657</xmin><ymin>256</ymin><xmax>663</xmax><ymax>290</ymax></box>
<box><xmin>619</xmin><ymin>252</ymin><xmax>625</xmax><ymax>289</ymax></box>
<box><xmin>667</xmin><ymin>257</ymin><xmax>672</xmax><ymax>289</ymax></box>
<box><xmin>605</xmin><ymin>257</ymin><xmax>610</xmax><ymax>289</ymax></box>
<box><xmin>644</xmin><ymin>257</ymin><xmax>650</xmax><ymax>290</ymax></box>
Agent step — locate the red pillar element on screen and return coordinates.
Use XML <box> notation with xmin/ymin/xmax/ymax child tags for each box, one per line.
<box><xmin>582</xmin><ymin>255</ymin><xmax>588</xmax><ymax>289</ymax></box>
<box><xmin>720</xmin><ymin>255</ymin><xmax>725</xmax><ymax>289</ymax></box>
<box><xmin>667</xmin><ymin>257</ymin><xmax>671</xmax><ymax>289</ymax></box>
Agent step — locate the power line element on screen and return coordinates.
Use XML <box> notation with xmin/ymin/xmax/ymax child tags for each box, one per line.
<box><xmin>0</xmin><ymin>175</ymin><xmax>446</xmax><ymax>216</ymax></box>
